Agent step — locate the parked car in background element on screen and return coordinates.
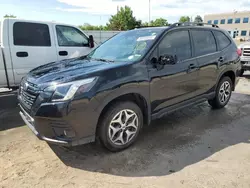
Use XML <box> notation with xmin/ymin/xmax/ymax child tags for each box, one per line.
<box><xmin>18</xmin><ymin>22</ymin><xmax>241</xmax><ymax>152</ymax></box>
<box><xmin>0</xmin><ymin>18</ymin><xmax>95</xmax><ymax>88</ymax></box>
<box><xmin>238</xmin><ymin>42</ymin><xmax>250</xmax><ymax>76</ymax></box>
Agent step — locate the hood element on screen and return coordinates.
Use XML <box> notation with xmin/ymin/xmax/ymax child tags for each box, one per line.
<box><xmin>26</xmin><ymin>57</ymin><xmax>122</xmax><ymax>87</ymax></box>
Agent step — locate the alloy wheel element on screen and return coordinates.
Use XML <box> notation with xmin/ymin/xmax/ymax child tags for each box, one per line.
<box><xmin>219</xmin><ymin>81</ymin><xmax>231</xmax><ymax>104</ymax></box>
<box><xmin>108</xmin><ymin>109</ymin><xmax>139</xmax><ymax>146</ymax></box>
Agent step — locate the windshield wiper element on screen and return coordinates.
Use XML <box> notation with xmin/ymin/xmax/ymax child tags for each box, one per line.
<box><xmin>92</xmin><ymin>58</ymin><xmax>115</xmax><ymax>63</ymax></box>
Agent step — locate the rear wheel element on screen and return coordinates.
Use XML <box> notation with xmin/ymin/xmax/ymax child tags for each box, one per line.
<box><xmin>99</xmin><ymin>101</ymin><xmax>143</xmax><ymax>152</ymax></box>
<box><xmin>208</xmin><ymin>76</ymin><xmax>232</xmax><ymax>109</ymax></box>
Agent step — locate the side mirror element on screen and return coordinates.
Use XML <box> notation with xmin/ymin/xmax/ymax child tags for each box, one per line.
<box><xmin>159</xmin><ymin>55</ymin><xmax>177</xmax><ymax>65</ymax></box>
<box><xmin>89</xmin><ymin>35</ymin><xmax>94</xmax><ymax>48</ymax></box>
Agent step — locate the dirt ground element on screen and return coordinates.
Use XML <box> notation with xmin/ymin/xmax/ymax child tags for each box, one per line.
<box><xmin>1</xmin><ymin>73</ymin><xmax>250</xmax><ymax>188</ymax></box>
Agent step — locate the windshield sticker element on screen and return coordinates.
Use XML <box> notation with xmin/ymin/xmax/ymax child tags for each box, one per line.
<box><xmin>137</xmin><ymin>35</ymin><xmax>156</xmax><ymax>41</ymax></box>
<box><xmin>135</xmin><ymin>41</ymin><xmax>147</xmax><ymax>51</ymax></box>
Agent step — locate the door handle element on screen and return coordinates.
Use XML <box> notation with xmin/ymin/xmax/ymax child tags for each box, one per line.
<box><xmin>59</xmin><ymin>51</ymin><xmax>68</xmax><ymax>56</ymax></box>
<box><xmin>16</xmin><ymin>52</ymin><xmax>28</xmax><ymax>57</ymax></box>
<box><xmin>218</xmin><ymin>56</ymin><xmax>224</xmax><ymax>62</ymax></box>
<box><xmin>187</xmin><ymin>64</ymin><xmax>198</xmax><ymax>73</ymax></box>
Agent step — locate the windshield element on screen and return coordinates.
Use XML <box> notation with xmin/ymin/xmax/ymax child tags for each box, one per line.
<box><xmin>88</xmin><ymin>28</ymin><xmax>164</xmax><ymax>62</ymax></box>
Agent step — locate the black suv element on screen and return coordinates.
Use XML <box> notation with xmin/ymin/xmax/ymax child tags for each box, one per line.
<box><xmin>18</xmin><ymin>23</ymin><xmax>241</xmax><ymax>151</ymax></box>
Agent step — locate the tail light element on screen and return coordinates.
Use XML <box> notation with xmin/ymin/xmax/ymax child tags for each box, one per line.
<box><xmin>237</xmin><ymin>48</ymin><xmax>242</xmax><ymax>56</ymax></box>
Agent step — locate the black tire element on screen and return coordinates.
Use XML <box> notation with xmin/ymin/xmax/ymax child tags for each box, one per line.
<box><xmin>208</xmin><ymin>76</ymin><xmax>233</xmax><ymax>109</ymax></box>
<box><xmin>239</xmin><ymin>69</ymin><xmax>244</xmax><ymax>77</ymax></box>
<box><xmin>98</xmin><ymin>101</ymin><xmax>143</xmax><ymax>152</ymax></box>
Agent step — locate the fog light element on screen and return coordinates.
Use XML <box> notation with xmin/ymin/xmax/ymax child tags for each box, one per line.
<box><xmin>63</xmin><ymin>129</ymin><xmax>76</xmax><ymax>138</ymax></box>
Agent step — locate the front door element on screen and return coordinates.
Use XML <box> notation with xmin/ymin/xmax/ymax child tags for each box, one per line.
<box><xmin>9</xmin><ymin>20</ymin><xmax>57</xmax><ymax>84</ymax></box>
<box><xmin>54</xmin><ymin>25</ymin><xmax>93</xmax><ymax>61</ymax></box>
<box><xmin>148</xmin><ymin>29</ymin><xmax>199</xmax><ymax>114</ymax></box>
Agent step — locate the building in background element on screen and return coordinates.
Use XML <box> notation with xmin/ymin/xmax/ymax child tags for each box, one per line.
<box><xmin>204</xmin><ymin>11</ymin><xmax>250</xmax><ymax>40</ymax></box>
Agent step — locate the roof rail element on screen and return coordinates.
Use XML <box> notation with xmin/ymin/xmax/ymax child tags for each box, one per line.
<box><xmin>134</xmin><ymin>25</ymin><xmax>168</xmax><ymax>29</ymax></box>
<box><xmin>170</xmin><ymin>22</ymin><xmax>219</xmax><ymax>28</ymax></box>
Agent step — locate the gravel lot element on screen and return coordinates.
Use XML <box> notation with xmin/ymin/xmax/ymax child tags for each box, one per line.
<box><xmin>1</xmin><ymin>73</ymin><xmax>250</xmax><ymax>188</ymax></box>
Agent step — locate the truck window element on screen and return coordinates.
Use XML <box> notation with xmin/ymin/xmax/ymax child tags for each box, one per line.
<box><xmin>13</xmin><ymin>22</ymin><xmax>51</xmax><ymax>46</ymax></box>
<box><xmin>0</xmin><ymin>22</ymin><xmax>1</xmax><ymax>44</ymax></box>
<box><xmin>56</xmin><ymin>25</ymin><xmax>89</xmax><ymax>47</ymax></box>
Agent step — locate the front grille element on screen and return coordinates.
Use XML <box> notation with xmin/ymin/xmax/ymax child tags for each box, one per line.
<box><xmin>243</xmin><ymin>48</ymin><xmax>250</xmax><ymax>56</ymax></box>
<box><xmin>20</xmin><ymin>82</ymin><xmax>40</xmax><ymax>110</ymax></box>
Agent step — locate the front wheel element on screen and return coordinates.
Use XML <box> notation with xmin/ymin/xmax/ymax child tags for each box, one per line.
<box><xmin>208</xmin><ymin>76</ymin><xmax>232</xmax><ymax>109</ymax></box>
<box><xmin>99</xmin><ymin>102</ymin><xmax>143</xmax><ymax>152</ymax></box>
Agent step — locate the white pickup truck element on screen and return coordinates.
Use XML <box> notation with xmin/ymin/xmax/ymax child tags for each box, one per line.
<box><xmin>0</xmin><ymin>18</ymin><xmax>95</xmax><ymax>88</ymax></box>
<box><xmin>238</xmin><ymin>42</ymin><xmax>250</xmax><ymax>76</ymax></box>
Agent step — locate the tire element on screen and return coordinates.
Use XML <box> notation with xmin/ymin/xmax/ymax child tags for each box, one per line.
<box><xmin>239</xmin><ymin>69</ymin><xmax>244</xmax><ymax>77</ymax></box>
<box><xmin>98</xmin><ymin>101</ymin><xmax>143</xmax><ymax>152</ymax></box>
<box><xmin>208</xmin><ymin>76</ymin><xmax>233</xmax><ymax>109</ymax></box>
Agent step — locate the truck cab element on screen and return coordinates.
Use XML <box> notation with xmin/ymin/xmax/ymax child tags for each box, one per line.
<box><xmin>0</xmin><ymin>18</ymin><xmax>95</xmax><ymax>88</ymax></box>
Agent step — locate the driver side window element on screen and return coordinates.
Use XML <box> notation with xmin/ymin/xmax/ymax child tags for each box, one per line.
<box><xmin>158</xmin><ymin>30</ymin><xmax>191</xmax><ymax>61</ymax></box>
<box><xmin>56</xmin><ymin>25</ymin><xmax>89</xmax><ymax>47</ymax></box>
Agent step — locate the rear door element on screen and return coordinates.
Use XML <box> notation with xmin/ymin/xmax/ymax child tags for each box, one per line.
<box><xmin>8</xmin><ymin>20</ymin><xmax>57</xmax><ymax>84</ymax></box>
<box><xmin>190</xmin><ymin>29</ymin><xmax>220</xmax><ymax>95</ymax></box>
<box><xmin>53</xmin><ymin>24</ymin><xmax>92</xmax><ymax>61</ymax></box>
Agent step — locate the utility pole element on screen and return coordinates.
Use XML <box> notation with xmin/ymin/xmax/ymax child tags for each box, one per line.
<box><xmin>149</xmin><ymin>0</ymin><xmax>151</xmax><ymax>25</ymax></box>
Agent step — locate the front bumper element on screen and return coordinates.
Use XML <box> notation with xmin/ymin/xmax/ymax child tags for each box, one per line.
<box><xmin>240</xmin><ymin>56</ymin><xmax>250</xmax><ymax>70</ymax></box>
<box><xmin>19</xmin><ymin>96</ymin><xmax>100</xmax><ymax>146</ymax></box>
<box><xmin>242</xmin><ymin>63</ymin><xmax>250</xmax><ymax>71</ymax></box>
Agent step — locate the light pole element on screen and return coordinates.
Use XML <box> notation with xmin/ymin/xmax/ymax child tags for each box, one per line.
<box><xmin>149</xmin><ymin>0</ymin><xmax>151</xmax><ymax>25</ymax></box>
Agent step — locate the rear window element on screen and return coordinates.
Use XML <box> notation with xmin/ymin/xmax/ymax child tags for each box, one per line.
<box><xmin>213</xmin><ymin>31</ymin><xmax>231</xmax><ymax>50</ymax></box>
<box><xmin>192</xmin><ymin>30</ymin><xmax>217</xmax><ymax>57</ymax></box>
<box><xmin>13</xmin><ymin>22</ymin><xmax>51</xmax><ymax>46</ymax></box>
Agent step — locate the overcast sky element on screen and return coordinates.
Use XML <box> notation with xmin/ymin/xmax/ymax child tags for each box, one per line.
<box><xmin>1</xmin><ymin>0</ymin><xmax>250</xmax><ymax>26</ymax></box>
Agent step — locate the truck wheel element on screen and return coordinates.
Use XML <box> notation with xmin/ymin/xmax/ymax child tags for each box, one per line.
<box><xmin>208</xmin><ymin>76</ymin><xmax>232</xmax><ymax>109</ymax></box>
<box><xmin>239</xmin><ymin>69</ymin><xmax>244</xmax><ymax>77</ymax></box>
<box><xmin>99</xmin><ymin>101</ymin><xmax>143</xmax><ymax>152</ymax></box>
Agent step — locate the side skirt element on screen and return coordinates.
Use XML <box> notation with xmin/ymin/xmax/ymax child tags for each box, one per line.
<box><xmin>151</xmin><ymin>92</ymin><xmax>215</xmax><ymax>120</ymax></box>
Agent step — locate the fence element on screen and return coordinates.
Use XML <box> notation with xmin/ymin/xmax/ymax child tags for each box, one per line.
<box><xmin>83</xmin><ymin>30</ymin><xmax>121</xmax><ymax>45</ymax></box>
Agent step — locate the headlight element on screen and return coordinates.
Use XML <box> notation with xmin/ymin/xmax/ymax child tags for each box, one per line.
<box><xmin>44</xmin><ymin>77</ymin><xmax>97</xmax><ymax>102</ymax></box>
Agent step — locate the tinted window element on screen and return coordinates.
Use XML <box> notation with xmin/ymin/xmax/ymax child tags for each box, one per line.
<box><xmin>214</xmin><ymin>20</ymin><xmax>218</xmax><ymax>24</ymax></box>
<box><xmin>56</xmin><ymin>25</ymin><xmax>89</xmax><ymax>47</ymax></box>
<box><xmin>235</xmin><ymin>18</ymin><xmax>241</xmax><ymax>24</ymax></box>
<box><xmin>13</xmin><ymin>22</ymin><xmax>51</xmax><ymax>46</ymax></box>
<box><xmin>220</xmin><ymin>19</ymin><xmax>225</xmax><ymax>24</ymax></box>
<box><xmin>207</xmin><ymin>20</ymin><xmax>212</xmax><ymax>24</ymax></box>
<box><xmin>243</xmin><ymin>17</ymin><xmax>249</xmax><ymax>23</ymax></box>
<box><xmin>192</xmin><ymin>30</ymin><xmax>216</xmax><ymax>56</ymax></box>
<box><xmin>159</xmin><ymin>30</ymin><xmax>191</xmax><ymax>61</ymax></box>
<box><xmin>241</xmin><ymin>30</ymin><xmax>247</xmax><ymax>36</ymax></box>
<box><xmin>213</xmin><ymin>31</ymin><xmax>231</xmax><ymax>50</ymax></box>
<box><xmin>228</xmin><ymin>19</ymin><xmax>233</xmax><ymax>24</ymax></box>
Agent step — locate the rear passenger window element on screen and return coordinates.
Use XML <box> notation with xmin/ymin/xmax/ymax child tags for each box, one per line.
<box><xmin>13</xmin><ymin>22</ymin><xmax>51</xmax><ymax>46</ymax></box>
<box><xmin>213</xmin><ymin>31</ymin><xmax>231</xmax><ymax>50</ymax></box>
<box><xmin>159</xmin><ymin>30</ymin><xmax>191</xmax><ymax>61</ymax></box>
<box><xmin>192</xmin><ymin>30</ymin><xmax>216</xmax><ymax>56</ymax></box>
